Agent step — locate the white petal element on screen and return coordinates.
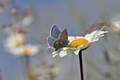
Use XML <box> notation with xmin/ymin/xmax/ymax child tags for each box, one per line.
<box><xmin>52</xmin><ymin>51</ymin><xmax>59</xmax><ymax>57</ymax></box>
<box><xmin>85</xmin><ymin>30</ymin><xmax>108</xmax><ymax>42</ymax></box>
<box><xmin>53</xmin><ymin>53</ymin><xmax>58</xmax><ymax>57</ymax></box>
<box><xmin>59</xmin><ymin>50</ymin><xmax>68</xmax><ymax>57</ymax></box>
<box><xmin>27</xmin><ymin>45</ymin><xmax>39</xmax><ymax>55</ymax></box>
<box><xmin>22</xmin><ymin>45</ymin><xmax>39</xmax><ymax>56</ymax></box>
<box><xmin>62</xmin><ymin>47</ymin><xmax>70</xmax><ymax>50</ymax></box>
<box><xmin>5</xmin><ymin>34</ymin><xmax>26</xmax><ymax>49</ymax></box>
<box><xmin>8</xmin><ymin>48</ymin><xmax>22</xmax><ymax>56</ymax></box>
<box><xmin>78</xmin><ymin>45</ymin><xmax>88</xmax><ymax>50</ymax></box>
<box><xmin>74</xmin><ymin>49</ymin><xmax>80</xmax><ymax>55</ymax></box>
<box><xmin>68</xmin><ymin>36</ymin><xmax>76</xmax><ymax>42</ymax></box>
<box><xmin>7</xmin><ymin>44</ymin><xmax>39</xmax><ymax>56</ymax></box>
<box><xmin>110</xmin><ymin>15</ymin><xmax>120</xmax><ymax>32</ymax></box>
<box><xmin>21</xmin><ymin>16</ymin><xmax>33</xmax><ymax>27</ymax></box>
<box><xmin>51</xmin><ymin>47</ymin><xmax>76</xmax><ymax>57</ymax></box>
<box><xmin>52</xmin><ymin>51</ymin><xmax>57</xmax><ymax>55</ymax></box>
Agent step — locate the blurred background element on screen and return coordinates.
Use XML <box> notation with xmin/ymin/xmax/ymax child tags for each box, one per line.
<box><xmin>0</xmin><ymin>0</ymin><xmax>120</xmax><ymax>80</ymax></box>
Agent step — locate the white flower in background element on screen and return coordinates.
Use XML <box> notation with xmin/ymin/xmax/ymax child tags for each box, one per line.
<box><xmin>4</xmin><ymin>26</ymin><xmax>27</xmax><ymax>35</ymax></box>
<box><xmin>52</xmin><ymin>28</ymin><xmax>108</xmax><ymax>57</ymax></box>
<box><xmin>110</xmin><ymin>15</ymin><xmax>120</xmax><ymax>32</ymax></box>
<box><xmin>3</xmin><ymin>16</ymin><xmax>33</xmax><ymax>34</ymax></box>
<box><xmin>111</xmin><ymin>20</ymin><xmax>120</xmax><ymax>32</ymax></box>
<box><xmin>21</xmin><ymin>15</ymin><xmax>33</xmax><ymax>27</ymax></box>
<box><xmin>8</xmin><ymin>44</ymin><xmax>39</xmax><ymax>56</ymax></box>
<box><xmin>5</xmin><ymin>33</ymin><xmax>26</xmax><ymax>49</ymax></box>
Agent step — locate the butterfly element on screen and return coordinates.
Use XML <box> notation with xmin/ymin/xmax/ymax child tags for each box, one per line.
<box><xmin>48</xmin><ymin>25</ymin><xmax>69</xmax><ymax>50</ymax></box>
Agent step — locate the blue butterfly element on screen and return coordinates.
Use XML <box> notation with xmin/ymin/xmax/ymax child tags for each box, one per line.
<box><xmin>48</xmin><ymin>25</ymin><xmax>69</xmax><ymax>50</ymax></box>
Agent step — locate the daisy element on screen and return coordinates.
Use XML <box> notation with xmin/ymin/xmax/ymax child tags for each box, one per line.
<box><xmin>20</xmin><ymin>15</ymin><xmax>33</xmax><ymax>27</ymax></box>
<box><xmin>49</xmin><ymin>26</ymin><xmax>108</xmax><ymax>57</ymax></box>
<box><xmin>8</xmin><ymin>44</ymin><xmax>39</xmax><ymax>56</ymax></box>
<box><xmin>111</xmin><ymin>20</ymin><xmax>120</xmax><ymax>32</ymax></box>
<box><xmin>3</xmin><ymin>16</ymin><xmax>33</xmax><ymax>34</ymax></box>
<box><xmin>5</xmin><ymin>33</ymin><xmax>26</xmax><ymax>49</ymax></box>
<box><xmin>110</xmin><ymin>15</ymin><xmax>120</xmax><ymax>32</ymax></box>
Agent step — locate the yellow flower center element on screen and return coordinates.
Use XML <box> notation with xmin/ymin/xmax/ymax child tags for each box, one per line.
<box><xmin>68</xmin><ymin>38</ymin><xmax>89</xmax><ymax>48</ymax></box>
<box><xmin>22</xmin><ymin>47</ymin><xmax>31</xmax><ymax>55</ymax></box>
<box><xmin>14</xmin><ymin>39</ymin><xmax>23</xmax><ymax>47</ymax></box>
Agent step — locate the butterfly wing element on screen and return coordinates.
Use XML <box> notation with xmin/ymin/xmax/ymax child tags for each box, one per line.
<box><xmin>60</xmin><ymin>28</ymin><xmax>69</xmax><ymax>47</ymax></box>
<box><xmin>47</xmin><ymin>36</ymin><xmax>55</xmax><ymax>47</ymax></box>
<box><xmin>53</xmin><ymin>28</ymin><xmax>69</xmax><ymax>50</ymax></box>
<box><xmin>50</xmin><ymin>25</ymin><xmax>61</xmax><ymax>39</ymax></box>
<box><xmin>59</xmin><ymin>28</ymin><xmax>68</xmax><ymax>41</ymax></box>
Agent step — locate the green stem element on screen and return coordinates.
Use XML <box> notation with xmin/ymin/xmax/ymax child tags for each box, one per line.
<box><xmin>79</xmin><ymin>51</ymin><xmax>84</xmax><ymax>80</ymax></box>
<box><xmin>23</xmin><ymin>55</ymin><xmax>32</xmax><ymax>80</ymax></box>
<box><xmin>78</xmin><ymin>47</ymin><xmax>88</xmax><ymax>80</ymax></box>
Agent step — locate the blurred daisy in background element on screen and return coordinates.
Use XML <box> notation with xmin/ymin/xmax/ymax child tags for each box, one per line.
<box><xmin>11</xmin><ymin>6</ymin><xmax>33</xmax><ymax>27</ymax></box>
<box><xmin>48</xmin><ymin>25</ymin><xmax>108</xmax><ymax>57</ymax></box>
<box><xmin>20</xmin><ymin>15</ymin><xmax>33</xmax><ymax>27</ymax></box>
<box><xmin>4</xmin><ymin>24</ymin><xmax>39</xmax><ymax>56</ymax></box>
<box><xmin>7</xmin><ymin>44</ymin><xmax>39</xmax><ymax>56</ymax></box>
<box><xmin>110</xmin><ymin>15</ymin><xmax>120</xmax><ymax>32</ymax></box>
<box><xmin>3</xmin><ymin>4</ymin><xmax>37</xmax><ymax>56</ymax></box>
<box><xmin>2</xmin><ymin>6</ymin><xmax>33</xmax><ymax>35</ymax></box>
<box><xmin>1</xmin><ymin>2</ymin><xmax>40</xmax><ymax>80</ymax></box>
<box><xmin>5</xmin><ymin>33</ymin><xmax>26</xmax><ymax>49</ymax></box>
<box><xmin>22</xmin><ymin>7</ymin><xmax>33</xmax><ymax>27</ymax></box>
<box><xmin>3</xmin><ymin>15</ymin><xmax>32</xmax><ymax>34</ymax></box>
